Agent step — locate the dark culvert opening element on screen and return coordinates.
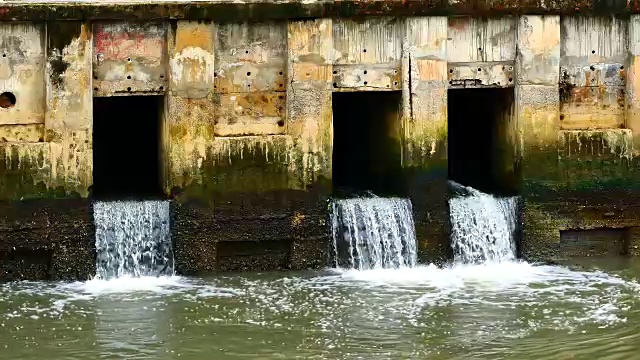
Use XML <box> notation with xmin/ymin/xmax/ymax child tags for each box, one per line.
<box><xmin>332</xmin><ymin>91</ymin><xmax>403</xmax><ymax>197</ymax></box>
<box><xmin>448</xmin><ymin>87</ymin><xmax>519</xmax><ymax>196</ymax></box>
<box><xmin>92</xmin><ymin>95</ymin><xmax>165</xmax><ymax>200</ymax></box>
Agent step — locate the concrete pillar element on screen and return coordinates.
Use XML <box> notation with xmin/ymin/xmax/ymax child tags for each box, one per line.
<box><xmin>628</xmin><ymin>15</ymin><xmax>640</xmax><ymax>153</ymax></box>
<box><xmin>45</xmin><ymin>22</ymin><xmax>93</xmax><ymax>197</ymax></box>
<box><xmin>286</xmin><ymin>19</ymin><xmax>333</xmax><ymax>269</ymax></box>
<box><xmin>402</xmin><ymin>17</ymin><xmax>449</xmax><ymax>262</ymax></box>
<box><xmin>515</xmin><ymin>15</ymin><xmax>561</xmax><ymax>260</ymax></box>
<box><xmin>286</xmin><ymin>19</ymin><xmax>333</xmax><ymax>188</ymax></box>
<box><xmin>166</xmin><ymin>20</ymin><xmax>216</xmax><ymax>197</ymax></box>
<box><xmin>44</xmin><ymin>22</ymin><xmax>94</xmax><ymax>279</ymax></box>
<box><xmin>167</xmin><ymin>20</ymin><xmax>217</xmax><ymax>274</ymax></box>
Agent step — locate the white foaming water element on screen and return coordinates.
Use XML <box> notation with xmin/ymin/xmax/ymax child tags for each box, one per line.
<box><xmin>331</xmin><ymin>197</ymin><xmax>417</xmax><ymax>270</ymax></box>
<box><xmin>449</xmin><ymin>182</ymin><xmax>519</xmax><ymax>263</ymax></box>
<box><xmin>93</xmin><ymin>200</ymin><xmax>173</xmax><ymax>280</ymax></box>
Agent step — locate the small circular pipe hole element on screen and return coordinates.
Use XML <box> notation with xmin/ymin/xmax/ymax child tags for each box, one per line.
<box><xmin>333</xmin><ymin>82</ymin><xmax>337</xmax><ymax>88</ymax></box>
<box><xmin>246</xmin><ymin>72</ymin><xmax>251</xmax><ymax>76</ymax></box>
<box><xmin>127</xmin><ymin>75</ymin><xmax>131</xmax><ymax>80</ymax></box>
<box><xmin>592</xmin><ymin>50</ymin><xmax>596</xmax><ymax>54</ymax></box>
<box><xmin>160</xmin><ymin>75</ymin><xmax>165</xmax><ymax>79</ymax></box>
<box><xmin>0</xmin><ymin>92</ymin><xmax>16</xmax><ymax>108</ymax></box>
<box><xmin>363</xmin><ymin>49</ymin><xmax>367</xmax><ymax>53</ymax></box>
<box><xmin>364</xmin><ymin>70</ymin><xmax>368</xmax><ymax>75</ymax></box>
<box><xmin>478</xmin><ymin>68</ymin><xmax>482</xmax><ymax>72</ymax></box>
<box><xmin>508</xmin><ymin>78</ymin><xmax>513</xmax><ymax>82</ymax></box>
<box><xmin>279</xmin><ymin>71</ymin><xmax>283</xmax><ymax>75</ymax></box>
<box><xmin>364</xmin><ymin>81</ymin><xmax>368</xmax><ymax>85</ymax></box>
<box><xmin>127</xmin><ymin>57</ymin><xmax>131</xmax><ymax>62</ymax></box>
<box><xmin>449</xmin><ymin>69</ymin><xmax>453</xmax><ymax>73</ymax></box>
<box><xmin>127</xmin><ymin>87</ymin><xmax>131</xmax><ymax>91</ymax></box>
<box><xmin>159</xmin><ymin>86</ymin><xmax>164</xmax><ymax>91</ymax></box>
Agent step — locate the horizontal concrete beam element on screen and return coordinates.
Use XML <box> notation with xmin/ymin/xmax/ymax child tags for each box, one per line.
<box><xmin>0</xmin><ymin>0</ymin><xmax>635</xmax><ymax>21</ymax></box>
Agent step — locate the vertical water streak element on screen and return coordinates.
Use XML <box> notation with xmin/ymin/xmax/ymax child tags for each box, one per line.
<box><xmin>94</xmin><ymin>200</ymin><xmax>173</xmax><ymax>279</ymax></box>
<box><xmin>331</xmin><ymin>197</ymin><xmax>418</xmax><ymax>270</ymax></box>
<box><xmin>448</xmin><ymin>182</ymin><xmax>518</xmax><ymax>263</ymax></box>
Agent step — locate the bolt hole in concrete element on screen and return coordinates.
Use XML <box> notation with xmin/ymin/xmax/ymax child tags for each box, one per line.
<box><xmin>247</xmin><ymin>71</ymin><xmax>251</xmax><ymax>76</ymax></box>
<box><xmin>448</xmin><ymin>87</ymin><xmax>519</xmax><ymax>196</ymax></box>
<box><xmin>2</xmin><ymin>53</ymin><xmax>5</xmax><ymax>57</ymax></box>
<box><xmin>0</xmin><ymin>91</ymin><xmax>16</xmax><ymax>108</ymax></box>
<box><xmin>127</xmin><ymin>75</ymin><xmax>131</xmax><ymax>79</ymax></box>
<box><xmin>127</xmin><ymin>57</ymin><xmax>131</xmax><ymax>62</ymax></box>
<box><xmin>332</xmin><ymin>91</ymin><xmax>403</xmax><ymax>197</ymax></box>
<box><xmin>92</xmin><ymin>95</ymin><xmax>165</xmax><ymax>200</ymax></box>
<box><xmin>127</xmin><ymin>87</ymin><xmax>132</xmax><ymax>91</ymax></box>
<box><xmin>364</xmin><ymin>70</ymin><xmax>368</xmax><ymax>74</ymax></box>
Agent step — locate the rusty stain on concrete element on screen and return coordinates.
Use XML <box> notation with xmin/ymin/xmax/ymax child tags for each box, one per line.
<box><xmin>93</xmin><ymin>22</ymin><xmax>167</xmax><ymax>96</ymax></box>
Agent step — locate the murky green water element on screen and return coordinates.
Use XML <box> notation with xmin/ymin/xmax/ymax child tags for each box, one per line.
<box><xmin>2</xmin><ymin>259</ymin><xmax>640</xmax><ymax>359</ymax></box>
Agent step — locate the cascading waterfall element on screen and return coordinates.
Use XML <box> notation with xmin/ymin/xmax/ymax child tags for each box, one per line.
<box><xmin>331</xmin><ymin>197</ymin><xmax>418</xmax><ymax>270</ymax></box>
<box><xmin>448</xmin><ymin>181</ymin><xmax>519</xmax><ymax>263</ymax></box>
<box><xmin>93</xmin><ymin>200</ymin><xmax>173</xmax><ymax>280</ymax></box>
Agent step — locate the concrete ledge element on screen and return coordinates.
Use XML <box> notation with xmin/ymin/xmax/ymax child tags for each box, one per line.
<box><xmin>522</xmin><ymin>189</ymin><xmax>640</xmax><ymax>262</ymax></box>
<box><xmin>0</xmin><ymin>0</ymin><xmax>635</xmax><ymax>21</ymax></box>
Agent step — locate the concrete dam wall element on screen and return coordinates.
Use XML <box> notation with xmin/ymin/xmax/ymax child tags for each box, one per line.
<box><xmin>2</xmin><ymin>0</ymin><xmax>640</xmax><ymax>280</ymax></box>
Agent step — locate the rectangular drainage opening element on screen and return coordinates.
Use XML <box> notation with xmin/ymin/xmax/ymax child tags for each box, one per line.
<box><xmin>92</xmin><ymin>95</ymin><xmax>165</xmax><ymax>200</ymax></box>
<box><xmin>332</xmin><ymin>91</ymin><xmax>403</xmax><ymax>197</ymax></box>
<box><xmin>448</xmin><ymin>87</ymin><xmax>519</xmax><ymax>196</ymax></box>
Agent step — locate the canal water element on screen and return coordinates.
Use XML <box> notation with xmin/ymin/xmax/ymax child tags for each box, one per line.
<box><xmin>2</xmin><ymin>187</ymin><xmax>640</xmax><ymax>359</ymax></box>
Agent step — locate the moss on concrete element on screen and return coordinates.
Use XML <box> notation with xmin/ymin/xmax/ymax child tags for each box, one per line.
<box><xmin>0</xmin><ymin>1</ymin><xmax>635</xmax><ymax>22</ymax></box>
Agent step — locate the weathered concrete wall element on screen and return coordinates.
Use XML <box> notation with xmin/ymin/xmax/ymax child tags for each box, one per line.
<box><xmin>0</xmin><ymin>22</ymin><xmax>92</xmax><ymax>199</ymax></box>
<box><xmin>0</xmin><ymin>22</ymin><xmax>93</xmax><ymax>280</ymax></box>
<box><xmin>4</xmin><ymin>9</ymin><xmax>640</xmax><ymax>279</ymax></box>
<box><xmin>93</xmin><ymin>21</ymin><xmax>168</xmax><ymax>96</ymax></box>
<box><xmin>518</xmin><ymin>16</ymin><xmax>640</xmax><ymax>261</ymax></box>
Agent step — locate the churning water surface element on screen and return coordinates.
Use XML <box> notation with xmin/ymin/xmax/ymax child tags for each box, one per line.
<box><xmin>2</xmin><ymin>191</ymin><xmax>640</xmax><ymax>359</ymax></box>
